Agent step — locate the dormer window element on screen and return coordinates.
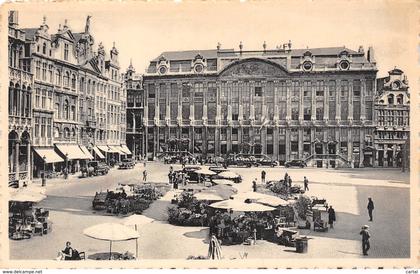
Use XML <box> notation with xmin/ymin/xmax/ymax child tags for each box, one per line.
<box><xmin>391</xmin><ymin>81</ymin><xmax>401</xmax><ymax>90</ymax></box>
<box><xmin>339</xmin><ymin>60</ymin><xmax>350</xmax><ymax>70</ymax></box>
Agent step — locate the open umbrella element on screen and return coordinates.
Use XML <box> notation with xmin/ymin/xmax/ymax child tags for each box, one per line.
<box><xmin>232</xmin><ymin>192</ymin><xmax>290</xmax><ymax>207</ymax></box>
<box><xmin>194</xmin><ymin>169</ymin><xmax>216</xmax><ymax>176</ymax></box>
<box><xmin>210</xmin><ymin>199</ymin><xmax>275</xmax><ymax>212</ymax></box>
<box><xmin>83</xmin><ymin>223</ymin><xmax>140</xmax><ymax>260</ymax></box>
<box><xmin>208</xmin><ymin>235</ymin><xmax>223</xmax><ymax>259</ymax></box>
<box><xmin>212</xmin><ymin>179</ymin><xmax>233</xmax><ymax>186</ymax></box>
<box><xmin>123</xmin><ymin>215</ymin><xmax>154</xmax><ymax>259</ymax></box>
<box><xmin>194</xmin><ymin>192</ymin><xmax>225</xmax><ymax>201</ymax></box>
<box><xmin>217</xmin><ymin>171</ymin><xmax>240</xmax><ymax>179</ymax></box>
<box><xmin>207</xmin><ymin>185</ymin><xmax>237</xmax><ymax>200</ymax></box>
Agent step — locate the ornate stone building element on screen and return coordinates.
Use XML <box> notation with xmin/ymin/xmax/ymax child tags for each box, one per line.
<box><xmin>124</xmin><ymin>62</ymin><xmax>145</xmax><ymax>161</ymax></box>
<box><xmin>142</xmin><ymin>43</ymin><xmax>377</xmax><ymax>167</ymax></box>
<box><xmin>8</xmin><ymin>12</ymin><xmax>129</xmax><ymax>185</ymax></box>
<box><xmin>374</xmin><ymin>68</ymin><xmax>410</xmax><ymax>168</ymax></box>
<box><xmin>8</xmin><ymin>11</ymin><xmax>33</xmax><ymax>185</ymax></box>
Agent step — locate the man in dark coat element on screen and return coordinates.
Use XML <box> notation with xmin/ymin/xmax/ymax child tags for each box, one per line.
<box><xmin>252</xmin><ymin>179</ymin><xmax>257</xmax><ymax>192</ymax></box>
<box><xmin>303</xmin><ymin>176</ymin><xmax>309</xmax><ymax>191</ymax></box>
<box><xmin>327</xmin><ymin>206</ymin><xmax>336</xmax><ymax>228</ymax></box>
<box><xmin>367</xmin><ymin>198</ymin><xmax>374</xmax><ymax>221</ymax></box>
<box><xmin>261</xmin><ymin>170</ymin><xmax>266</xmax><ymax>184</ymax></box>
<box><xmin>360</xmin><ymin>225</ymin><xmax>371</xmax><ymax>255</ymax></box>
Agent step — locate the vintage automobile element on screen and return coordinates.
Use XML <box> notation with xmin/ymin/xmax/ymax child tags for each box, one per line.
<box><xmin>225</xmin><ymin>154</ymin><xmax>257</xmax><ymax>167</ymax></box>
<box><xmin>92</xmin><ymin>192</ymin><xmax>109</xmax><ymax>210</ymax></box>
<box><xmin>253</xmin><ymin>154</ymin><xmax>279</xmax><ymax>167</ymax></box>
<box><xmin>81</xmin><ymin>161</ymin><xmax>110</xmax><ymax>177</ymax></box>
<box><xmin>284</xmin><ymin>159</ymin><xmax>307</xmax><ymax>168</ymax></box>
<box><xmin>119</xmin><ymin>158</ymin><xmax>135</xmax><ymax>169</ymax></box>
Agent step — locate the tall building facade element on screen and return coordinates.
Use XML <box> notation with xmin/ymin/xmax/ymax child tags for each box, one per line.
<box><xmin>8</xmin><ymin>12</ymin><xmax>129</xmax><ymax>185</ymax></box>
<box><xmin>142</xmin><ymin>43</ymin><xmax>378</xmax><ymax>167</ymax></box>
<box><xmin>374</xmin><ymin>68</ymin><xmax>410</xmax><ymax>168</ymax></box>
<box><xmin>124</xmin><ymin>62</ymin><xmax>145</xmax><ymax>161</ymax></box>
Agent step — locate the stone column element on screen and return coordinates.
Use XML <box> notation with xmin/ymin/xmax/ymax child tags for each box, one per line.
<box><xmin>27</xmin><ymin>141</ymin><xmax>31</xmax><ymax>181</ymax></box>
<box><xmin>299</xmin><ymin>81</ymin><xmax>304</xmax><ymax>122</ymax></box>
<box><xmin>311</xmin><ymin>81</ymin><xmax>316</xmax><ymax>121</ymax></box>
<box><xmin>359</xmin><ymin>128</ymin><xmax>365</xmax><ymax>168</ymax></box>
<box><xmin>286</xmin><ymin>80</ymin><xmax>292</xmax><ymax>121</ymax></box>
<box><xmin>189</xmin><ymin>127</ymin><xmax>194</xmax><ymax>153</ymax></box>
<box><xmin>335</xmin><ymin>127</ymin><xmax>340</xmax><ymax>167</ymax></box>
<box><xmin>273</xmin><ymin>127</ymin><xmax>279</xmax><ymax>160</ymax></box>
<box><xmin>298</xmin><ymin>128</ymin><xmax>303</xmax><ymax>159</ymax></box>
<box><xmin>285</xmin><ymin>128</ymin><xmax>290</xmax><ymax>161</ymax></box>
<box><xmin>392</xmin><ymin>144</ymin><xmax>397</xmax><ymax>167</ymax></box>
<box><xmin>348</xmin><ymin>81</ymin><xmax>354</xmax><ymax>122</ymax></box>
<box><xmin>15</xmin><ymin>141</ymin><xmax>20</xmax><ymax>181</ymax></box>
<box><xmin>261</xmin><ymin>128</ymin><xmax>267</xmax><ymax>154</ymax></box>
<box><xmin>383</xmin><ymin>144</ymin><xmax>388</xmax><ymax>167</ymax></box>
<box><xmin>215</xmin><ymin>127</ymin><xmax>220</xmax><ymax>156</ymax></box>
<box><xmin>335</xmin><ymin>80</ymin><xmax>341</xmax><ymax>122</ymax></box>
<box><xmin>347</xmin><ymin>128</ymin><xmax>353</xmax><ymax>163</ymax></box>
<box><xmin>324</xmin><ymin>83</ymin><xmax>329</xmax><ymax>122</ymax></box>
<box><xmin>360</xmin><ymin>79</ymin><xmax>366</xmax><ymax>121</ymax></box>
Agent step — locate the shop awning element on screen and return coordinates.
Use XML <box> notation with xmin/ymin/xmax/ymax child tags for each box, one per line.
<box><xmin>79</xmin><ymin>145</ymin><xmax>94</xmax><ymax>160</ymax></box>
<box><xmin>108</xmin><ymin>145</ymin><xmax>125</xmax><ymax>154</ymax></box>
<box><xmin>120</xmin><ymin>145</ymin><xmax>132</xmax><ymax>155</ymax></box>
<box><xmin>93</xmin><ymin>146</ymin><xmax>106</xmax><ymax>159</ymax></box>
<box><xmin>33</xmin><ymin>148</ymin><xmax>64</xmax><ymax>163</ymax></box>
<box><xmin>97</xmin><ymin>145</ymin><xmax>111</xmax><ymax>153</ymax></box>
<box><xmin>55</xmin><ymin>144</ymin><xmax>88</xmax><ymax>160</ymax></box>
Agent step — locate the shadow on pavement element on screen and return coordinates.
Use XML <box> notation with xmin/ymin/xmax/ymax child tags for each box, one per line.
<box><xmin>183</xmin><ymin>228</ymin><xmax>209</xmax><ymax>240</ymax></box>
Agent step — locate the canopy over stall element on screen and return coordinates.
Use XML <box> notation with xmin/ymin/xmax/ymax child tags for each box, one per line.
<box><xmin>55</xmin><ymin>144</ymin><xmax>89</xmax><ymax>160</ymax></box>
<box><xmin>93</xmin><ymin>146</ymin><xmax>106</xmax><ymax>159</ymax></box>
<box><xmin>79</xmin><ymin>146</ymin><xmax>94</xmax><ymax>160</ymax></box>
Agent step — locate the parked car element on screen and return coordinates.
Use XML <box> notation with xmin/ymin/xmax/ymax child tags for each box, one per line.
<box><xmin>284</xmin><ymin>159</ymin><xmax>307</xmax><ymax>168</ymax></box>
<box><xmin>81</xmin><ymin>161</ymin><xmax>109</xmax><ymax>177</ymax></box>
<box><xmin>225</xmin><ymin>154</ymin><xmax>257</xmax><ymax>167</ymax></box>
<box><xmin>119</xmin><ymin>158</ymin><xmax>135</xmax><ymax>169</ymax></box>
<box><xmin>92</xmin><ymin>192</ymin><xmax>109</xmax><ymax>209</ymax></box>
<box><xmin>253</xmin><ymin>154</ymin><xmax>279</xmax><ymax>167</ymax></box>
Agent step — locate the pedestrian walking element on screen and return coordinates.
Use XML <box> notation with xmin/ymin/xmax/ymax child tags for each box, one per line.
<box><xmin>367</xmin><ymin>197</ymin><xmax>374</xmax><ymax>221</ymax></box>
<box><xmin>261</xmin><ymin>170</ymin><xmax>266</xmax><ymax>184</ymax></box>
<box><xmin>252</xmin><ymin>179</ymin><xmax>257</xmax><ymax>192</ymax></box>
<box><xmin>328</xmin><ymin>206</ymin><xmax>336</xmax><ymax>228</ymax></box>
<box><xmin>143</xmin><ymin>170</ymin><xmax>147</xmax><ymax>182</ymax></box>
<box><xmin>288</xmin><ymin>176</ymin><xmax>292</xmax><ymax>188</ymax></box>
<box><xmin>360</xmin><ymin>225</ymin><xmax>371</xmax><ymax>256</ymax></box>
<box><xmin>304</xmin><ymin>176</ymin><xmax>309</xmax><ymax>191</ymax></box>
<box><xmin>284</xmin><ymin>172</ymin><xmax>289</xmax><ymax>181</ymax></box>
<box><xmin>143</xmin><ymin>160</ymin><xmax>147</xmax><ymax>168</ymax></box>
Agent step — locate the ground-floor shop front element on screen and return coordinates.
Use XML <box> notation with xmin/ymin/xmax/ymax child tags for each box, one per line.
<box><xmin>144</xmin><ymin>125</ymin><xmax>377</xmax><ymax>167</ymax></box>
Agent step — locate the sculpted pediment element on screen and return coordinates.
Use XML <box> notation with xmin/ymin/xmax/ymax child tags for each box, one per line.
<box><xmin>219</xmin><ymin>59</ymin><xmax>288</xmax><ymax>77</ymax></box>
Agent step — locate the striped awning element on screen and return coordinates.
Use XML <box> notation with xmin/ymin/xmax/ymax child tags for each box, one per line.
<box><xmin>33</xmin><ymin>148</ymin><xmax>64</xmax><ymax>163</ymax></box>
<box><xmin>108</xmin><ymin>145</ymin><xmax>125</xmax><ymax>154</ymax></box>
<box><xmin>93</xmin><ymin>146</ymin><xmax>105</xmax><ymax>159</ymax></box>
<box><xmin>97</xmin><ymin>145</ymin><xmax>111</xmax><ymax>153</ymax></box>
<box><xmin>120</xmin><ymin>145</ymin><xmax>132</xmax><ymax>155</ymax></box>
<box><xmin>79</xmin><ymin>145</ymin><xmax>94</xmax><ymax>160</ymax></box>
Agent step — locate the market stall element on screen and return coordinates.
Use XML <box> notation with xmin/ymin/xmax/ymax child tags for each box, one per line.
<box><xmin>9</xmin><ymin>191</ymin><xmax>52</xmax><ymax>240</ymax></box>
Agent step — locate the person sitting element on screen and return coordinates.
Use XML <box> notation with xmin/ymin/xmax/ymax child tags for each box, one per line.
<box><xmin>56</xmin><ymin>241</ymin><xmax>73</xmax><ymax>260</ymax></box>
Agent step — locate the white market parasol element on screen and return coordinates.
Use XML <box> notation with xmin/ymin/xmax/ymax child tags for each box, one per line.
<box><xmin>232</xmin><ymin>192</ymin><xmax>290</xmax><ymax>207</ymax></box>
<box><xmin>83</xmin><ymin>223</ymin><xmax>140</xmax><ymax>260</ymax></box>
<box><xmin>212</xmin><ymin>179</ymin><xmax>233</xmax><ymax>186</ymax></box>
<box><xmin>194</xmin><ymin>169</ymin><xmax>216</xmax><ymax>176</ymax></box>
<box><xmin>10</xmin><ymin>191</ymin><xmax>46</xmax><ymax>203</ymax></box>
<box><xmin>217</xmin><ymin>171</ymin><xmax>240</xmax><ymax>179</ymax></box>
<box><xmin>194</xmin><ymin>192</ymin><xmax>225</xmax><ymax>201</ymax></box>
<box><xmin>210</xmin><ymin>199</ymin><xmax>275</xmax><ymax>212</ymax></box>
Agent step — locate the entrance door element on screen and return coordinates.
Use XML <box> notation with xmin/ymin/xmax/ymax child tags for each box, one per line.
<box><xmin>328</xmin><ymin>143</ymin><xmax>336</xmax><ymax>154</ymax></box>
<box><xmin>315</xmin><ymin>143</ymin><xmax>323</xmax><ymax>155</ymax></box>
<box><xmin>378</xmin><ymin>151</ymin><xmax>384</xmax><ymax>167</ymax></box>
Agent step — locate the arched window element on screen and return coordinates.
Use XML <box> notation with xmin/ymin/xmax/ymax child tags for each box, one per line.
<box><xmin>64</xmin><ymin>100</ymin><xmax>69</xmax><ymax>120</ymax></box>
<box><xmin>80</xmin><ymin>77</ymin><xmax>85</xmax><ymax>92</ymax></box>
<box><xmin>56</xmin><ymin>70</ymin><xmax>61</xmax><ymax>86</ymax></box>
<box><xmin>388</xmin><ymin>94</ymin><xmax>394</xmax><ymax>105</ymax></box>
<box><xmin>14</xmin><ymin>84</ymin><xmax>20</xmax><ymax>116</ymax></box>
<box><xmin>64</xmin><ymin>71</ymin><xmax>70</xmax><ymax>87</ymax></box>
<box><xmin>42</xmin><ymin>43</ymin><xmax>47</xmax><ymax>54</ymax></box>
<box><xmin>71</xmin><ymin>105</ymin><xmax>76</xmax><ymax>120</ymax></box>
<box><xmin>397</xmin><ymin>94</ymin><xmax>404</xmax><ymax>105</ymax></box>
<box><xmin>71</xmin><ymin>74</ymin><xmax>76</xmax><ymax>89</ymax></box>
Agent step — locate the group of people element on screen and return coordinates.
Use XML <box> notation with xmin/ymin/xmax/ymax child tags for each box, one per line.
<box><xmin>168</xmin><ymin>166</ymin><xmax>186</xmax><ymax>189</ymax></box>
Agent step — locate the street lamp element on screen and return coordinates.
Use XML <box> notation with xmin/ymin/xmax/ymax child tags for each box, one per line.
<box><xmin>42</xmin><ymin>155</ymin><xmax>47</xmax><ymax>186</ymax></box>
<box><xmin>65</xmin><ymin>152</ymin><xmax>69</xmax><ymax>179</ymax></box>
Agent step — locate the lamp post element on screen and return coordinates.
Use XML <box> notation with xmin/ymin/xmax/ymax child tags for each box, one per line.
<box><xmin>64</xmin><ymin>152</ymin><xmax>69</xmax><ymax>179</ymax></box>
<box><xmin>42</xmin><ymin>155</ymin><xmax>47</xmax><ymax>186</ymax></box>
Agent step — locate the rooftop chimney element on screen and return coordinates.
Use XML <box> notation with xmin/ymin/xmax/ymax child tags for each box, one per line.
<box><xmin>217</xmin><ymin>42</ymin><xmax>221</xmax><ymax>51</ymax></box>
<box><xmin>263</xmin><ymin>41</ymin><xmax>267</xmax><ymax>53</ymax></box>
<box><xmin>239</xmin><ymin>41</ymin><xmax>243</xmax><ymax>55</ymax></box>
<box><xmin>358</xmin><ymin>45</ymin><xmax>364</xmax><ymax>54</ymax></box>
<box><xmin>367</xmin><ymin>46</ymin><xmax>376</xmax><ymax>63</ymax></box>
<box><xmin>8</xmin><ymin>11</ymin><xmax>19</xmax><ymax>27</ymax></box>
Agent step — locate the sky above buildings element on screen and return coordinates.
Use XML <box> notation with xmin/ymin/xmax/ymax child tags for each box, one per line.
<box><xmin>9</xmin><ymin>1</ymin><xmax>418</xmax><ymax>82</ymax></box>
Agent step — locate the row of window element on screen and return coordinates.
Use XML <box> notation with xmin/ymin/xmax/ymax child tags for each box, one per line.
<box><xmin>147</xmin><ymin>79</ymin><xmax>374</xmax><ymax>100</ymax></box>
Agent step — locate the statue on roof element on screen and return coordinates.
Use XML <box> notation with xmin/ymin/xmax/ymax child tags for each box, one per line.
<box><xmin>85</xmin><ymin>15</ymin><xmax>92</xmax><ymax>34</ymax></box>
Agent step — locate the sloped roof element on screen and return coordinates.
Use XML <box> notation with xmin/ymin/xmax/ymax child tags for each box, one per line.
<box><xmin>22</xmin><ymin>28</ymin><xmax>38</xmax><ymax>40</ymax></box>
<box><xmin>290</xmin><ymin>47</ymin><xmax>359</xmax><ymax>56</ymax></box>
<box><xmin>152</xmin><ymin>49</ymin><xmax>236</xmax><ymax>62</ymax></box>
